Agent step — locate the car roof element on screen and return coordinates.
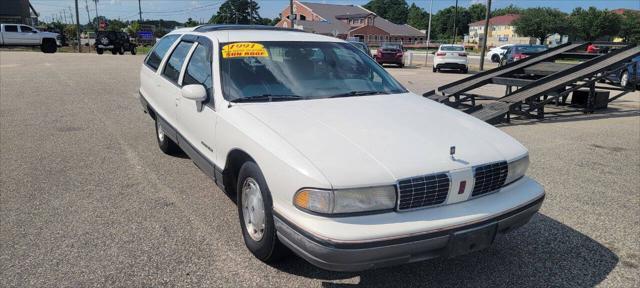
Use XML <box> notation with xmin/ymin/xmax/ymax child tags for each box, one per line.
<box><xmin>167</xmin><ymin>24</ymin><xmax>343</xmax><ymax>43</ymax></box>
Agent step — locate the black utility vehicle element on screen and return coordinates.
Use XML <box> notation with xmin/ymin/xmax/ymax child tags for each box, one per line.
<box><xmin>95</xmin><ymin>31</ymin><xmax>137</xmax><ymax>55</ymax></box>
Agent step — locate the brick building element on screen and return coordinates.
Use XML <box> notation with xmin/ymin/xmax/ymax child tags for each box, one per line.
<box><xmin>275</xmin><ymin>1</ymin><xmax>425</xmax><ymax>46</ymax></box>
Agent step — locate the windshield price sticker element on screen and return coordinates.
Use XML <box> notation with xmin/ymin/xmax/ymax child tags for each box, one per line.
<box><xmin>222</xmin><ymin>43</ymin><xmax>269</xmax><ymax>58</ymax></box>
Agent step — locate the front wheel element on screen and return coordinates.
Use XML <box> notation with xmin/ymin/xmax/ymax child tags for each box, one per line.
<box><xmin>155</xmin><ymin>119</ymin><xmax>180</xmax><ymax>155</ymax></box>
<box><xmin>237</xmin><ymin>161</ymin><xmax>288</xmax><ymax>262</ymax></box>
<box><xmin>96</xmin><ymin>48</ymin><xmax>104</xmax><ymax>55</ymax></box>
<box><xmin>131</xmin><ymin>46</ymin><xmax>137</xmax><ymax>55</ymax></box>
<box><xmin>118</xmin><ymin>46</ymin><xmax>125</xmax><ymax>55</ymax></box>
<box><xmin>491</xmin><ymin>54</ymin><xmax>499</xmax><ymax>63</ymax></box>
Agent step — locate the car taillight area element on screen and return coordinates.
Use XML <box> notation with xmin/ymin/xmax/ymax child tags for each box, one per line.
<box><xmin>513</xmin><ymin>53</ymin><xmax>527</xmax><ymax>60</ymax></box>
<box><xmin>458</xmin><ymin>52</ymin><xmax>467</xmax><ymax>57</ymax></box>
<box><xmin>436</xmin><ymin>52</ymin><xmax>446</xmax><ymax>57</ymax></box>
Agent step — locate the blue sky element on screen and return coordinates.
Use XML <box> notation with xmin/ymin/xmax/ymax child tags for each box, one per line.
<box><xmin>32</xmin><ymin>0</ymin><xmax>640</xmax><ymax>23</ymax></box>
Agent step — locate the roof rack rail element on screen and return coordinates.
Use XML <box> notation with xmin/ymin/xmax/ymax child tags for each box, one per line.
<box><xmin>193</xmin><ymin>24</ymin><xmax>307</xmax><ymax>33</ymax></box>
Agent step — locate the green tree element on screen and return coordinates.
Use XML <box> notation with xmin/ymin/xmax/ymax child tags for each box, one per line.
<box><xmin>63</xmin><ymin>24</ymin><xmax>78</xmax><ymax>40</ymax></box>
<box><xmin>513</xmin><ymin>8</ymin><xmax>569</xmax><ymax>44</ymax></box>
<box><xmin>209</xmin><ymin>0</ymin><xmax>261</xmax><ymax>24</ymax></box>
<box><xmin>569</xmin><ymin>7</ymin><xmax>623</xmax><ymax>41</ymax></box>
<box><xmin>126</xmin><ymin>21</ymin><xmax>140</xmax><ymax>36</ymax></box>
<box><xmin>363</xmin><ymin>0</ymin><xmax>409</xmax><ymax>24</ymax></box>
<box><xmin>432</xmin><ymin>5</ymin><xmax>471</xmax><ymax>42</ymax></box>
<box><xmin>467</xmin><ymin>3</ymin><xmax>487</xmax><ymax>22</ymax></box>
<box><xmin>492</xmin><ymin>4</ymin><xmax>522</xmax><ymax>17</ymax></box>
<box><xmin>407</xmin><ymin>3</ymin><xmax>429</xmax><ymax>30</ymax></box>
<box><xmin>619</xmin><ymin>10</ymin><xmax>640</xmax><ymax>44</ymax></box>
<box><xmin>185</xmin><ymin>17</ymin><xmax>199</xmax><ymax>27</ymax></box>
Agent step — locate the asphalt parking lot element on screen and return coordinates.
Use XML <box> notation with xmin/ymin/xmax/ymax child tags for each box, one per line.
<box><xmin>1</xmin><ymin>51</ymin><xmax>639</xmax><ymax>287</ymax></box>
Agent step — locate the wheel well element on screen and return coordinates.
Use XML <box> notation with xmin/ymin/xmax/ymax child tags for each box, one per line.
<box><xmin>223</xmin><ymin>149</ymin><xmax>255</xmax><ymax>196</ymax></box>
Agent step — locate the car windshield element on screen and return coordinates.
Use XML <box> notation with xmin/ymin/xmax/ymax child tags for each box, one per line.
<box><xmin>440</xmin><ymin>45</ymin><xmax>464</xmax><ymax>51</ymax></box>
<box><xmin>220</xmin><ymin>41</ymin><xmax>407</xmax><ymax>102</ymax></box>
<box><xmin>514</xmin><ymin>46</ymin><xmax>547</xmax><ymax>53</ymax></box>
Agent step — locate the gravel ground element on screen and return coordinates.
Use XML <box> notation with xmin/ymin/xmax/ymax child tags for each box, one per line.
<box><xmin>1</xmin><ymin>51</ymin><xmax>638</xmax><ymax>287</ymax></box>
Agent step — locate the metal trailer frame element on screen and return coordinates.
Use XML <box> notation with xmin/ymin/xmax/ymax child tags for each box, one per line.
<box><xmin>424</xmin><ymin>42</ymin><xmax>639</xmax><ymax>124</ymax></box>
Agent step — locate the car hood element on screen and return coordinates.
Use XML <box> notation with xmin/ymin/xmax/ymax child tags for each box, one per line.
<box><xmin>237</xmin><ymin>93</ymin><xmax>527</xmax><ymax>188</ymax></box>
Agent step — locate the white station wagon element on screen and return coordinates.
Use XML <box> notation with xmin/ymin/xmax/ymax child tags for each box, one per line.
<box><xmin>139</xmin><ymin>25</ymin><xmax>545</xmax><ymax>271</ymax></box>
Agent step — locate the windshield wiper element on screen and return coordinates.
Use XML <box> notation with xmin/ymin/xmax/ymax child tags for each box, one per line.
<box><xmin>230</xmin><ymin>94</ymin><xmax>303</xmax><ymax>103</ymax></box>
<box><xmin>328</xmin><ymin>90</ymin><xmax>388</xmax><ymax>98</ymax></box>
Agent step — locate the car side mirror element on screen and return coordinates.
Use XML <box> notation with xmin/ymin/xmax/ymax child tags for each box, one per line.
<box><xmin>181</xmin><ymin>84</ymin><xmax>207</xmax><ymax>111</ymax></box>
<box><xmin>182</xmin><ymin>84</ymin><xmax>207</xmax><ymax>101</ymax></box>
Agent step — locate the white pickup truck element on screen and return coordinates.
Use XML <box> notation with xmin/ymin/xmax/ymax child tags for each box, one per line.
<box><xmin>139</xmin><ymin>25</ymin><xmax>545</xmax><ymax>271</ymax></box>
<box><xmin>0</xmin><ymin>23</ymin><xmax>61</xmax><ymax>53</ymax></box>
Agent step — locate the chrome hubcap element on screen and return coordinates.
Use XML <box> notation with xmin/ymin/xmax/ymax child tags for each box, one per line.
<box><xmin>157</xmin><ymin>122</ymin><xmax>165</xmax><ymax>142</ymax></box>
<box><xmin>242</xmin><ymin>177</ymin><xmax>265</xmax><ymax>241</ymax></box>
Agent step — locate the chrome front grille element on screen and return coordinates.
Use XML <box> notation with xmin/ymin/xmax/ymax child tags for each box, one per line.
<box><xmin>472</xmin><ymin>161</ymin><xmax>508</xmax><ymax>197</ymax></box>
<box><xmin>397</xmin><ymin>173</ymin><xmax>450</xmax><ymax>210</ymax></box>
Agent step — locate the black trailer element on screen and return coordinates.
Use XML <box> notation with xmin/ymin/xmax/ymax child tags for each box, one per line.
<box><xmin>424</xmin><ymin>42</ymin><xmax>639</xmax><ymax>124</ymax></box>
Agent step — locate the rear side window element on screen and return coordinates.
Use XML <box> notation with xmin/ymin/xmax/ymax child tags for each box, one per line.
<box><xmin>4</xmin><ymin>25</ymin><xmax>18</xmax><ymax>32</ymax></box>
<box><xmin>20</xmin><ymin>26</ymin><xmax>33</xmax><ymax>32</ymax></box>
<box><xmin>162</xmin><ymin>41</ymin><xmax>193</xmax><ymax>84</ymax></box>
<box><xmin>145</xmin><ymin>34</ymin><xmax>180</xmax><ymax>71</ymax></box>
<box><xmin>183</xmin><ymin>44</ymin><xmax>213</xmax><ymax>105</ymax></box>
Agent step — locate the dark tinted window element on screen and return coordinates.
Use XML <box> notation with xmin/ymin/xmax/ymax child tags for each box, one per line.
<box><xmin>145</xmin><ymin>34</ymin><xmax>179</xmax><ymax>71</ymax></box>
<box><xmin>162</xmin><ymin>41</ymin><xmax>193</xmax><ymax>84</ymax></box>
<box><xmin>4</xmin><ymin>25</ymin><xmax>18</xmax><ymax>32</ymax></box>
<box><xmin>183</xmin><ymin>44</ymin><xmax>213</xmax><ymax>105</ymax></box>
<box><xmin>20</xmin><ymin>26</ymin><xmax>33</xmax><ymax>32</ymax></box>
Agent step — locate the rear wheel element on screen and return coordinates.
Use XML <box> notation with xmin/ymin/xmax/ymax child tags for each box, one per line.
<box><xmin>111</xmin><ymin>49</ymin><xmax>117</xmax><ymax>55</ymax></box>
<box><xmin>491</xmin><ymin>54</ymin><xmax>499</xmax><ymax>63</ymax></box>
<box><xmin>131</xmin><ymin>46</ymin><xmax>137</xmax><ymax>55</ymax></box>
<box><xmin>398</xmin><ymin>63</ymin><xmax>404</xmax><ymax>68</ymax></box>
<box><xmin>118</xmin><ymin>46</ymin><xmax>125</xmax><ymax>55</ymax></box>
<box><xmin>237</xmin><ymin>161</ymin><xmax>288</xmax><ymax>263</ymax></box>
<box><xmin>462</xmin><ymin>67</ymin><xmax>468</xmax><ymax>74</ymax></box>
<box><xmin>96</xmin><ymin>48</ymin><xmax>104</xmax><ymax>55</ymax></box>
<box><xmin>155</xmin><ymin>119</ymin><xmax>180</xmax><ymax>155</ymax></box>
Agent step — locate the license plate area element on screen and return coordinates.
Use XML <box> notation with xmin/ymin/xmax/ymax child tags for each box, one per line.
<box><xmin>446</xmin><ymin>222</ymin><xmax>497</xmax><ymax>258</ymax></box>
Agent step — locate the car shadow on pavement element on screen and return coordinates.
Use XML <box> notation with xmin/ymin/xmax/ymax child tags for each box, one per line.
<box><xmin>271</xmin><ymin>213</ymin><xmax>618</xmax><ymax>287</ymax></box>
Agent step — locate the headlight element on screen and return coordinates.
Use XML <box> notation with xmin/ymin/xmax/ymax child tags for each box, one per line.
<box><xmin>505</xmin><ymin>154</ymin><xmax>529</xmax><ymax>185</ymax></box>
<box><xmin>293</xmin><ymin>186</ymin><xmax>396</xmax><ymax>215</ymax></box>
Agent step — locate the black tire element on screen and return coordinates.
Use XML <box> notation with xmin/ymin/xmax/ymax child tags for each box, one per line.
<box><xmin>398</xmin><ymin>63</ymin><xmax>404</xmax><ymax>68</ymax></box>
<box><xmin>118</xmin><ymin>46</ymin><xmax>125</xmax><ymax>55</ymax></box>
<box><xmin>96</xmin><ymin>48</ymin><xmax>104</xmax><ymax>55</ymax></box>
<box><xmin>237</xmin><ymin>161</ymin><xmax>288</xmax><ymax>263</ymax></box>
<box><xmin>131</xmin><ymin>46</ymin><xmax>137</xmax><ymax>55</ymax></box>
<box><xmin>432</xmin><ymin>67</ymin><xmax>437</xmax><ymax>73</ymax></box>
<box><xmin>155</xmin><ymin>119</ymin><xmax>180</xmax><ymax>155</ymax></box>
<box><xmin>40</xmin><ymin>39</ymin><xmax>57</xmax><ymax>53</ymax></box>
<box><xmin>491</xmin><ymin>54</ymin><xmax>499</xmax><ymax>63</ymax></box>
<box><xmin>111</xmin><ymin>49</ymin><xmax>118</xmax><ymax>55</ymax></box>
<box><xmin>462</xmin><ymin>67</ymin><xmax>468</xmax><ymax>74</ymax></box>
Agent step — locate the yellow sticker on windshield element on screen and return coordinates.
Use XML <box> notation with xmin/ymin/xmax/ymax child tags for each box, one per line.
<box><xmin>222</xmin><ymin>42</ymin><xmax>269</xmax><ymax>58</ymax></box>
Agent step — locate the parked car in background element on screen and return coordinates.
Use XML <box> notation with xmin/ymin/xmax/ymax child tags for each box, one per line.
<box><xmin>348</xmin><ymin>41</ymin><xmax>372</xmax><ymax>58</ymax></box>
<box><xmin>0</xmin><ymin>23</ymin><xmax>61</xmax><ymax>53</ymax></box>
<box><xmin>95</xmin><ymin>31</ymin><xmax>137</xmax><ymax>55</ymax></box>
<box><xmin>375</xmin><ymin>43</ymin><xmax>404</xmax><ymax>67</ymax></box>
<box><xmin>605</xmin><ymin>56</ymin><xmax>640</xmax><ymax>89</ymax></box>
<box><xmin>139</xmin><ymin>25</ymin><xmax>545</xmax><ymax>272</ymax></box>
<box><xmin>433</xmin><ymin>44</ymin><xmax>468</xmax><ymax>73</ymax></box>
<box><xmin>487</xmin><ymin>44</ymin><xmax>513</xmax><ymax>63</ymax></box>
<box><xmin>499</xmin><ymin>45</ymin><xmax>547</xmax><ymax>66</ymax></box>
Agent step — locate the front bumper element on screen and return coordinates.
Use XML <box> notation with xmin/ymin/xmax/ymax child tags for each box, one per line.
<box><xmin>275</xmin><ymin>195</ymin><xmax>544</xmax><ymax>271</ymax></box>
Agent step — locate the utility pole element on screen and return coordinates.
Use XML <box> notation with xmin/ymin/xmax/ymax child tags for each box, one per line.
<box><xmin>249</xmin><ymin>0</ymin><xmax>253</xmax><ymax>25</ymax></box>
<box><xmin>75</xmin><ymin>0</ymin><xmax>82</xmax><ymax>52</ymax></box>
<box><xmin>425</xmin><ymin>0</ymin><xmax>433</xmax><ymax>66</ymax></box>
<box><xmin>138</xmin><ymin>0</ymin><xmax>143</xmax><ymax>22</ymax></box>
<box><xmin>84</xmin><ymin>0</ymin><xmax>92</xmax><ymax>26</ymax></box>
<box><xmin>452</xmin><ymin>0</ymin><xmax>458</xmax><ymax>44</ymax></box>
<box><xmin>289</xmin><ymin>0</ymin><xmax>295</xmax><ymax>28</ymax></box>
<box><xmin>94</xmin><ymin>0</ymin><xmax>99</xmax><ymax>28</ymax></box>
<box><xmin>479</xmin><ymin>0</ymin><xmax>492</xmax><ymax>71</ymax></box>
